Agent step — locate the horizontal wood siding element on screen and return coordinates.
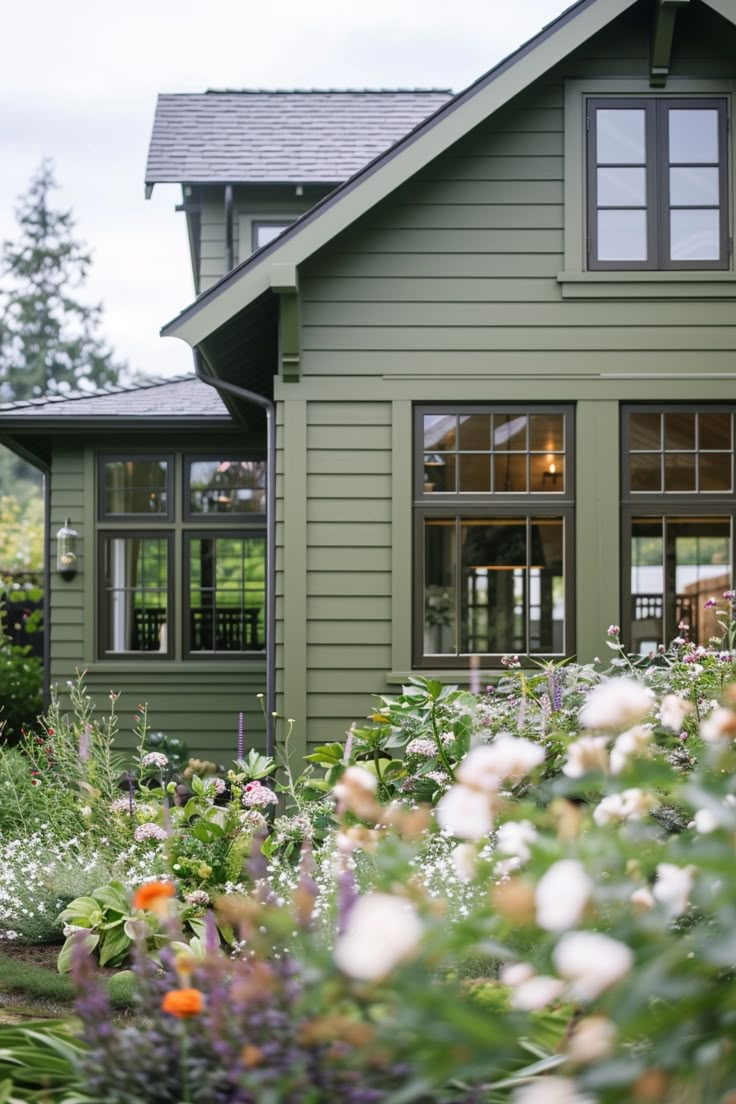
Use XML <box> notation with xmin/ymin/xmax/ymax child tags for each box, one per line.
<box><xmin>304</xmin><ymin>401</ymin><xmax>392</xmax><ymax>748</ymax></box>
<box><xmin>299</xmin><ymin>6</ymin><xmax>736</xmax><ymax>382</ymax></box>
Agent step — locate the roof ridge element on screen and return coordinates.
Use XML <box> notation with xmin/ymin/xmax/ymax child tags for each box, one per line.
<box><xmin>0</xmin><ymin>373</ymin><xmax>197</xmax><ymax>412</ymax></box>
<box><xmin>198</xmin><ymin>87</ymin><xmax>453</xmax><ymax>96</ymax></box>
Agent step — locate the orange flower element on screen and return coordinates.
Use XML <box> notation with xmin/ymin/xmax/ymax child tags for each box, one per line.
<box><xmin>161</xmin><ymin>987</ymin><xmax>204</xmax><ymax>1018</ymax></box>
<box><xmin>132</xmin><ymin>881</ymin><xmax>176</xmax><ymax>911</ymax></box>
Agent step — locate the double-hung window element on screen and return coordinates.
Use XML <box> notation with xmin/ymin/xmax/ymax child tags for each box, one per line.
<box><xmin>587</xmin><ymin>98</ymin><xmax>729</xmax><ymax>270</ymax></box>
<box><xmin>623</xmin><ymin>407</ymin><xmax>734</xmax><ymax>652</ymax></box>
<box><xmin>415</xmin><ymin>406</ymin><xmax>574</xmax><ymax>667</ymax></box>
<box><xmin>98</xmin><ymin>454</ymin><xmax>266</xmax><ymax>660</ymax></box>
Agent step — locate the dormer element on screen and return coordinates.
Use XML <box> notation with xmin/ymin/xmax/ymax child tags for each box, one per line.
<box><xmin>144</xmin><ymin>89</ymin><xmax>452</xmax><ymax>293</ymax></box>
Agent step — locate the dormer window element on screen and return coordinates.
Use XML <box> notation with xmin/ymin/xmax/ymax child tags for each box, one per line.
<box><xmin>252</xmin><ymin>221</ymin><xmax>294</xmax><ymax>250</ymax></box>
<box><xmin>587</xmin><ymin>98</ymin><xmax>729</xmax><ymax>271</ymax></box>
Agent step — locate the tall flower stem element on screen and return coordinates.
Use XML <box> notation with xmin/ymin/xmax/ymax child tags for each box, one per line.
<box><xmin>429</xmin><ymin>700</ymin><xmax>456</xmax><ymax>782</ymax></box>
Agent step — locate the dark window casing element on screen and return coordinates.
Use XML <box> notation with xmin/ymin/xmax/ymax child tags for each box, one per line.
<box><xmin>413</xmin><ymin>405</ymin><xmax>575</xmax><ymax>669</ymax></box>
<box><xmin>587</xmin><ymin>98</ymin><xmax>729</xmax><ymax>271</ymax></box>
<box><xmin>621</xmin><ymin>406</ymin><xmax>735</xmax><ymax>652</ymax></box>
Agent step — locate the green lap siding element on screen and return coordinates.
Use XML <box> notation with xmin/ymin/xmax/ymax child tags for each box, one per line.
<box><xmin>272</xmin><ymin>0</ymin><xmax>736</xmax><ymax>746</ymax></box>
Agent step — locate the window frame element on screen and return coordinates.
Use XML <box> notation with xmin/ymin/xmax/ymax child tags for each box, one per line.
<box><xmin>97</xmin><ymin>529</ymin><xmax>174</xmax><ymax>660</ymax></box>
<box><xmin>412</xmin><ymin>404</ymin><xmax>576</xmax><ymax>669</ymax></box>
<box><xmin>251</xmin><ymin>220</ymin><xmax>295</xmax><ymax>251</ymax></box>
<box><xmin>621</xmin><ymin>404</ymin><xmax>735</xmax><ymax>650</ymax></box>
<box><xmin>183</xmin><ymin>452</ymin><xmax>267</xmax><ymax>522</ymax></box>
<box><xmin>183</xmin><ymin>529</ymin><xmax>267</xmax><ymax>659</ymax></box>
<box><xmin>587</xmin><ymin>97</ymin><xmax>730</xmax><ymax>272</ymax></box>
<box><xmin>98</xmin><ymin>453</ymin><xmax>175</xmax><ymax>522</ymax></box>
<box><xmin>96</xmin><ymin>450</ymin><xmax>266</xmax><ymax>662</ymax></box>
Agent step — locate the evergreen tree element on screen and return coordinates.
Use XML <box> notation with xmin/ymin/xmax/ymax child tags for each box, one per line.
<box><xmin>0</xmin><ymin>160</ymin><xmax>125</xmax><ymax>401</ymax></box>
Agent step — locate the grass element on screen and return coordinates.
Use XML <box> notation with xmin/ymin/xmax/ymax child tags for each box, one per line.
<box><xmin>0</xmin><ymin>951</ymin><xmax>136</xmax><ymax>1020</ymax></box>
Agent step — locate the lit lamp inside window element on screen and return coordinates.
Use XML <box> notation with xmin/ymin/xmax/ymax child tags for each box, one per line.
<box><xmin>56</xmin><ymin>519</ymin><xmax>79</xmax><ymax>581</ymax></box>
<box><xmin>542</xmin><ymin>457</ymin><xmax>561</xmax><ymax>487</ymax></box>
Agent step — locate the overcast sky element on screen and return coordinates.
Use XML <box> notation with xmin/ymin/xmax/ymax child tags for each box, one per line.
<box><xmin>1</xmin><ymin>0</ymin><xmax>571</xmax><ymax>381</ymax></box>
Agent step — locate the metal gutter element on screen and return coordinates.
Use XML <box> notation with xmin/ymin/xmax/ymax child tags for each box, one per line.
<box><xmin>193</xmin><ymin>355</ymin><xmax>276</xmax><ymax>759</ymax></box>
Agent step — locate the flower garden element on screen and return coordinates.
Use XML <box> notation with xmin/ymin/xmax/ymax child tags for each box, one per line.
<box><xmin>2</xmin><ymin>602</ymin><xmax>736</xmax><ymax>1101</ymax></box>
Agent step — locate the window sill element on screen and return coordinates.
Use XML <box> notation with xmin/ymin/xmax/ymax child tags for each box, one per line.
<box><xmin>557</xmin><ymin>271</ymin><xmax>736</xmax><ymax>300</ymax></box>
<box><xmin>84</xmin><ymin>658</ymin><xmax>266</xmax><ymax>674</ymax></box>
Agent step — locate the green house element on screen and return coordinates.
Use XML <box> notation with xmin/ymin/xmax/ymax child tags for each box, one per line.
<box><xmin>3</xmin><ymin>0</ymin><xmax>736</xmax><ymax>766</ymax></box>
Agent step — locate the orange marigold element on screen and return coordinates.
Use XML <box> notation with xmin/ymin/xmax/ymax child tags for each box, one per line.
<box><xmin>132</xmin><ymin>881</ymin><xmax>176</xmax><ymax>911</ymax></box>
<box><xmin>161</xmin><ymin>987</ymin><xmax>205</xmax><ymax>1018</ymax></box>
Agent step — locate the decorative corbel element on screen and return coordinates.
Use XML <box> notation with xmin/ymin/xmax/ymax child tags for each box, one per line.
<box><xmin>270</xmin><ymin>263</ymin><xmax>301</xmax><ymax>383</ymax></box>
<box><xmin>651</xmin><ymin>0</ymin><xmax>690</xmax><ymax>88</ymax></box>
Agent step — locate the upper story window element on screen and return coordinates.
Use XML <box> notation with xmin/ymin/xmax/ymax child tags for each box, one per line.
<box><xmin>415</xmin><ymin>407</ymin><xmax>574</xmax><ymax>668</ymax></box>
<box><xmin>587</xmin><ymin>98</ymin><xmax>729</xmax><ymax>271</ymax></box>
<box><xmin>252</xmin><ymin>221</ymin><xmax>294</xmax><ymax>250</ymax></box>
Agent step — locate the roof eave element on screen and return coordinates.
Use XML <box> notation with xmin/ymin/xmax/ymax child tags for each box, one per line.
<box><xmin>161</xmin><ymin>0</ymin><xmax>640</xmax><ymax>349</ymax></box>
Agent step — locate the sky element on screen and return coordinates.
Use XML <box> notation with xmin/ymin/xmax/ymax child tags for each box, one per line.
<box><xmin>1</xmin><ymin>0</ymin><xmax>572</xmax><ymax>382</ymax></box>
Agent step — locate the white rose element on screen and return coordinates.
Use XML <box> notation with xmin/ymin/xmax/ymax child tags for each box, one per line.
<box><xmin>511</xmin><ymin>1077</ymin><xmax>595</xmax><ymax>1104</ymax></box>
<box><xmin>536</xmin><ymin>860</ymin><xmax>592</xmax><ymax>932</ymax></box>
<box><xmin>436</xmin><ymin>784</ymin><xmax>494</xmax><ymax>840</ymax></box>
<box><xmin>456</xmin><ymin>736</ymin><xmax>544</xmax><ymax>791</ymax></box>
<box><xmin>451</xmin><ymin>842</ymin><xmax>478</xmax><ymax>881</ymax></box>
<box><xmin>580</xmin><ymin>678</ymin><xmax>652</xmax><ymax>731</ymax></box>
<box><xmin>566</xmin><ymin>1016</ymin><xmax>616</xmax><ymax>1064</ymax></box>
<box><xmin>659</xmin><ymin>694</ymin><xmax>693</xmax><ymax>733</ymax></box>
<box><xmin>653</xmin><ymin>863</ymin><xmax>695</xmax><ymax>919</ymax></box>
<box><xmin>553</xmin><ymin>931</ymin><xmax>633</xmax><ymax>1000</ymax></box>
<box><xmin>510</xmin><ymin>975</ymin><xmax>566</xmax><ymax>1011</ymax></box>
<box><xmin>593</xmin><ymin>788</ymin><xmax>657</xmax><ymax>827</ymax></box>
<box><xmin>334</xmin><ymin>893</ymin><xmax>422</xmax><ymax>980</ymax></box>
<box><xmin>495</xmin><ymin>820</ymin><xmax>537</xmax><ymax>864</ymax></box>
<box><xmin>610</xmin><ymin>725</ymin><xmax>652</xmax><ymax>775</ymax></box>
<box><xmin>631</xmin><ymin>886</ymin><xmax>655</xmax><ymax>912</ymax></box>
<box><xmin>500</xmin><ymin>962</ymin><xmax>535</xmax><ymax>987</ymax></box>
<box><xmin>693</xmin><ymin>808</ymin><xmax>718</xmax><ymax>834</ymax></box>
<box><xmin>562</xmin><ymin>735</ymin><xmax>609</xmax><ymax>778</ymax></box>
<box><xmin>700</xmin><ymin>707</ymin><xmax>736</xmax><ymax>744</ymax></box>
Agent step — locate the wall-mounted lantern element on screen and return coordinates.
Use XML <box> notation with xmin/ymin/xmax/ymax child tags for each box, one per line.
<box><xmin>56</xmin><ymin>519</ymin><xmax>79</xmax><ymax>581</ymax></box>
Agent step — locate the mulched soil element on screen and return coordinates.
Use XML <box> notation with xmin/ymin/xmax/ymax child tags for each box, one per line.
<box><xmin>1</xmin><ymin>941</ymin><xmax>123</xmax><ymax>976</ymax></box>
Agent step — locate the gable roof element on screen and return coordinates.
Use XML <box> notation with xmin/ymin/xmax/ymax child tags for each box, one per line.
<box><xmin>145</xmin><ymin>89</ymin><xmax>452</xmax><ymax>191</ymax></box>
<box><xmin>162</xmin><ymin>0</ymin><xmax>736</xmax><ymax>350</ymax></box>
<box><xmin>0</xmin><ymin>375</ymin><xmax>231</xmax><ymax>423</ymax></box>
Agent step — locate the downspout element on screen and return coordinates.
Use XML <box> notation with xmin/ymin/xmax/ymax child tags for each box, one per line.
<box><xmin>42</xmin><ymin>466</ymin><xmax>51</xmax><ymax>707</ymax></box>
<box><xmin>193</xmin><ymin>354</ymin><xmax>276</xmax><ymax>759</ymax></box>
<box><xmin>224</xmin><ymin>186</ymin><xmax>234</xmax><ymax>274</ymax></box>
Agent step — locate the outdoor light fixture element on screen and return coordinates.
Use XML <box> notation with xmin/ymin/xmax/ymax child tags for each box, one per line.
<box><xmin>56</xmin><ymin>518</ymin><xmax>79</xmax><ymax>581</ymax></box>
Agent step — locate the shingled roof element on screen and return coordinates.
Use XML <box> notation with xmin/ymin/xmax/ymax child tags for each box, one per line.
<box><xmin>0</xmin><ymin>376</ymin><xmax>230</xmax><ymax>420</ymax></box>
<box><xmin>145</xmin><ymin>89</ymin><xmax>453</xmax><ymax>189</ymax></box>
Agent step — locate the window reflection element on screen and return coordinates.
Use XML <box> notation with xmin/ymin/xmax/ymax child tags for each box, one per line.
<box><xmin>103</xmin><ymin>537</ymin><xmax>169</xmax><ymax>653</ymax></box>
<box><xmin>630</xmin><ymin>516</ymin><xmax>731</xmax><ymax>652</ymax></box>
<box><xmin>189</xmin><ymin>537</ymin><xmax>265</xmax><ymax>653</ymax></box>
<box><xmin>189</xmin><ymin>460</ymin><xmax>266</xmax><ymax>515</ymax></box>
<box><xmin>104</xmin><ymin>460</ymin><xmax>168</xmax><ymax>516</ymax></box>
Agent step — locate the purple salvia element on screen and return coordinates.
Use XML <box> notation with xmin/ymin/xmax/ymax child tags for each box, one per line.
<box><xmin>238</xmin><ymin>711</ymin><xmax>245</xmax><ymax>761</ymax></box>
<box><xmin>205</xmin><ymin>908</ymin><xmax>220</xmax><ymax>953</ymax></box>
<box><xmin>552</xmin><ymin>670</ymin><xmax>563</xmax><ymax>712</ymax></box>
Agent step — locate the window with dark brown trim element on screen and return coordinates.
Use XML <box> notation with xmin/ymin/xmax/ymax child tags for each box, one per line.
<box><xmin>587</xmin><ymin>98</ymin><xmax>729</xmax><ymax>271</ymax></box>
<box><xmin>96</xmin><ymin>452</ymin><xmax>265</xmax><ymax>660</ymax></box>
<box><xmin>622</xmin><ymin>407</ymin><xmax>735</xmax><ymax>653</ymax></box>
<box><xmin>414</xmin><ymin>406</ymin><xmax>575</xmax><ymax>667</ymax></box>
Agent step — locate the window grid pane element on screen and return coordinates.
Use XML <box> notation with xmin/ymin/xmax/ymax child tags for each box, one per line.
<box><xmin>628</xmin><ymin>412</ymin><xmax>733</xmax><ymax>494</ymax></box>
<box><xmin>423</xmin><ymin>411</ymin><xmax>566</xmax><ymax>495</ymax></box>
<box><xmin>103</xmin><ymin>537</ymin><xmax>169</xmax><ymax>654</ymax></box>
<box><xmin>188</xmin><ymin>536</ymin><xmax>265</xmax><ymax>654</ymax></box>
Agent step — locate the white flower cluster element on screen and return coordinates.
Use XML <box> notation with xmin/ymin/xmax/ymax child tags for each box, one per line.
<box><xmin>241</xmin><ymin>781</ymin><xmax>279</xmax><ymax>808</ymax></box>
<box><xmin>436</xmin><ymin>735</ymin><xmax>545</xmax><ymax>840</ymax></box>
<box><xmin>111</xmin><ymin>796</ymin><xmax>137</xmax><ymax>815</ymax></box>
<box><xmin>405</xmin><ymin>737</ymin><xmax>438</xmax><ymax>758</ymax></box>
<box><xmin>141</xmin><ymin>751</ymin><xmax>169</xmax><ymax>769</ymax></box>
<box><xmin>133</xmin><ymin>822</ymin><xmax>168</xmax><ymax>843</ymax></box>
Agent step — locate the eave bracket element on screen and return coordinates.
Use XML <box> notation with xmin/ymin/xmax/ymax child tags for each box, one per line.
<box><xmin>651</xmin><ymin>0</ymin><xmax>690</xmax><ymax>88</ymax></box>
<box><xmin>271</xmin><ymin>265</ymin><xmax>301</xmax><ymax>383</ymax></box>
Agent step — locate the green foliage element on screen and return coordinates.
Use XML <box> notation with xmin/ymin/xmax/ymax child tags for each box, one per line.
<box><xmin>0</xmin><ymin>1020</ymin><xmax>86</xmax><ymax>1102</ymax></box>
<box><xmin>0</xmin><ymin>161</ymin><xmax>125</xmax><ymax>401</ymax></box>
<box><xmin>56</xmin><ymin>881</ymin><xmax>168</xmax><ymax>972</ymax></box>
